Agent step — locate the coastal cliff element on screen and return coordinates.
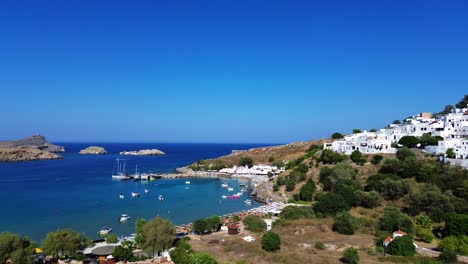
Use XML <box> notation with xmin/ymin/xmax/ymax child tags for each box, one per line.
<box><xmin>0</xmin><ymin>135</ymin><xmax>64</xmax><ymax>162</ymax></box>
<box><xmin>79</xmin><ymin>146</ymin><xmax>107</xmax><ymax>155</ymax></box>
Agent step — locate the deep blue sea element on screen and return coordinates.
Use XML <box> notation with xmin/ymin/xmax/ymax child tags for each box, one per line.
<box><xmin>0</xmin><ymin>143</ymin><xmax>272</xmax><ymax>242</ymax></box>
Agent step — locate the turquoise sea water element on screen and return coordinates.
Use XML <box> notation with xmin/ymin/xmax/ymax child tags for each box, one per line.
<box><xmin>0</xmin><ymin>143</ymin><xmax>271</xmax><ymax>242</ymax></box>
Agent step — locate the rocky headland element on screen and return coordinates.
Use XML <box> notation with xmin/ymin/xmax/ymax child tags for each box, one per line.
<box><xmin>0</xmin><ymin>135</ymin><xmax>64</xmax><ymax>162</ymax></box>
<box><xmin>79</xmin><ymin>146</ymin><xmax>107</xmax><ymax>155</ymax></box>
<box><xmin>119</xmin><ymin>149</ymin><xmax>165</xmax><ymax>156</ymax></box>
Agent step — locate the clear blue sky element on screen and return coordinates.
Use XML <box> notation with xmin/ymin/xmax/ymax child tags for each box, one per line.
<box><xmin>0</xmin><ymin>0</ymin><xmax>467</xmax><ymax>143</ymax></box>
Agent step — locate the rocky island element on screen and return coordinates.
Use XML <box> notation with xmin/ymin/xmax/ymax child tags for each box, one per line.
<box><xmin>0</xmin><ymin>135</ymin><xmax>64</xmax><ymax>162</ymax></box>
<box><xmin>119</xmin><ymin>149</ymin><xmax>165</xmax><ymax>156</ymax></box>
<box><xmin>79</xmin><ymin>146</ymin><xmax>107</xmax><ymax>155</ymax></box>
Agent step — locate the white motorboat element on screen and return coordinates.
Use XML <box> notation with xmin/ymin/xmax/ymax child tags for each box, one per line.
<box><xmin>244</xmin><ymin>199</ymin><xmax>252</xmax><ymax>205</ymax></box>
<box><xmin>131</xmin><ymin>192</ymin><xmax>140</xmax><ymax>197</ymax></box>
<box><xmin>119</xmin><ymin>214</ymin><xmax>131</xmax><ymax>222</ymax></box>
<box><xmin>141</xmin><ymin>173</ymin><xmax>149</xmax><ymax>180</ymax></box>
<box><xmin>227</xmin><ymin>187</ymin><xmax>234</xmax><ymax>192</ymax></box>
<box><xmin>221</xmin><ymin>195</ymin><xmax>228</xmax><ymax>199</ymax></box>
<box><xmin>98</xmin><ymin>227</ymin><xmax>112</xmax><ymax>236</ymax></box>
<box><xmin>144</xmin><ymin>189</ymin><xmax>150</xmax><ymax>193</ymax></box>
<box><xmin>185</xmin><ymin>187</ymin><xmax>189</xmax><ymax>190</ymax></box>
<box><xmin>185</xmin><ymin>181</ymin><xmax>191</xmax><ymax>184</ymax></box>
<box><xmin>119</xmin><ymin>193</ymin><xmax>125</xmax><ymax>199</ymax></box>
<box><xmin>221</xmin><ymin>183</ymin><xmax>229</xmax><ymax>188</ymax></box>
<box><xmin>158</xmin><ymin>195</ymin><xmax>164</xmax><ymax>201</ymax></box>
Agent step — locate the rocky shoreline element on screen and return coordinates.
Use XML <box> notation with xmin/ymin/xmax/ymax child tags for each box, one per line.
<box><xmin>0</xmin><ymin>135</ymin><xmax>64</xmax><ymax>162</ymax></box>
<box><xmin>119</xmin><ymin>149</ymin><xmax>165</xmax><ymax>156</ymax></box>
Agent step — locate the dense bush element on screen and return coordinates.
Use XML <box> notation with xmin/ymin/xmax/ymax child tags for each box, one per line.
<box><xmin>299</xmin><ymin>179</ymin><xmax>315</xmax><ymax>201</ymax></box>
<box><xmin>371</xmin><ymin>155</ymin><xmax>383</xmax><ymax>165</ymax></box>
<box><xmin>285</xmin><ymin>178</ymin><xmax>296</xmax><ymax>192</ymax></box>
<box><xmin>398</xmin><ymin>136</ymin><xmax>419</xmax><ymax>148</ymax></box>
<box><xmin>342</xmin><ymin>247</ymin><xmax>360</xmax><ymax>264</ymax></box>
<box><xmin>378</xmin><ymin>205</ymin><xmax>415</xmax><ymax>236</ymax></box>
<box><xmin>350</xmin><ymin>150</ymin><xmax>366</xmax><ymax>165</ymax></box>
<box><xmin>332</xmin><ymin>132</ymin><xmax>344</xmax><ymax>139</ymax></box>
<box><xmin>439</xmin><ymin>249</ymin><xmax>458</xmax><ymax>264</ymax></box>
<box><xmin>243</xmin><ymin>215</ymin><xmax>266</xmax><ymax>233</ymax></box>
<box><xmin>314</xmin><ymin>193</ymin><xmax>350</xmax><ymax>217</ymax></box>
<box><xmin>366</xmin><ymin>174</ymin><xmax>409</xmax><ymax>200</ymax></box>
<box><xmin>396</xmin><ymin>147</ymin><xmax>416</xmax><ymax>161</ymax></box>
<box><xmin>444</xmin><ymin>214</ymin><xmax>468</xmax><ymax>237</ymax></box>
<box><xmin>113</xmin><ymin>245</ymin><xmax>135</xmax><ymax>262</ymax></box>
<box><xmin>261</xmin><ymin>231</ymin><xmax>281</xmax><ymax>252</ymax></box>
<box><xmin>239</xmin><ymin>156</ymin><xmax>254</xmax><ymax>168</ymax></box>
<box><xmin>320</xmin><ymin>149</ymin><xmax>347</xmax><ymax>164</ymax></box>
<box><xmin>276</xmin><ymin>176</ymin><xmax>286</xmax><ymax>186</ymax></box>
<box><xmin>0</xmin><ymin>232</ymin><xmax>35</xmax><ymax>264</ymax></box>
<box><xmin>439</xmin><ymin>236</ymin><xmax>468</xmax><ymax>255</ymax></box>
<box><xmin>332</xmin><ymin>212</ymin><xmax>357</xmax><ymax>235</ymax></box>
<box><xmin>280</xmin><ymin>206</ymin><xmax>314</xmax><ymax>220</ymax></box>
<box><xmin>106</xmin><ymin>234</ymin><xmax>118</xmax><ymax>243</ymax></box>
<box><xmin>354</xmin><ymin>190</ymin><xmax>382</xmax><ymax>208</ymax></box>
<box><xmin>188</xmin><ymin>252</ymin><xmax>218</xmax><ymax>264</ymax></box>
<box><xmin>386</xmin><ymin>235</ymin><xmax>416</xmax><ymax>256</ymax></box>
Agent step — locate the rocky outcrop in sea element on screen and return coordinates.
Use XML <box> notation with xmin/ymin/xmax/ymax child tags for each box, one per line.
<box><xmin>79</xmin><ymin>146</ymin><xmax>107</xmax><ymax>155</ymax></box>
<box><xmin>119</xmin><ymin>149</ymin><xmax>165</xmax><ymax>156</ymax></box>
<box><xmin>0</xmin><ymin>135</ymin><xmax>64</xmax><ymax>162</ymax></box>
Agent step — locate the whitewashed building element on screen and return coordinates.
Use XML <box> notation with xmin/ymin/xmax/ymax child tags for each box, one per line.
<box><xmin>323</xmin><ymin>107</ymin><xmax>468</xmax><ymax>167</ymax></box>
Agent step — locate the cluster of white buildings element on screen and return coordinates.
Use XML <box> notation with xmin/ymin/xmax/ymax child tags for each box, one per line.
<box><xmin>324</xmin><ymin>107</ymin><xmax>468</xmax><ymax>163</ymax></box>
<box><xmin>218</xmin><ymin>164</ymin><xmax>285</xmax><ymax>183</ymax></box>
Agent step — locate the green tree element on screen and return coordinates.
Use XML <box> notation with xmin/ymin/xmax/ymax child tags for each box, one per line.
<box><xmin>106</xmin><ymin>234</ymin><xmax>118</xmax><ymax>244</ymax></box>
<box><xmin>188</xmin><ymin>252</ymin><xmax>218</xmax><ymax>264</ymax></box>
<box><xmin>398</xmin><ymin>136</ymin><xmax>419</xmax><ymax>148</ymax></box>
<box><xmin>378</xmin><ymin>205</ymin><xmax>415</xmax><ymax>235</ymax></box>
<box><xmin>441</xmin><ymin>105</ymin><xmax>455</xmax><ymax>115</ymax></box>
<box><xmin>419</xmin><ymin>133</ymin><xmax>443</xmax><ymax>147</ymax></box>
<box><xmin>141</xmin><ymin>217</ymin><xmax>175</xmax><ymax>257</ymax></box>
<box><xmin>446</xmin><ymin>149</ymin><xmax>456</xmax><ymax>159</ymax></box>
<box><xmin>314</xmin><ymin>193</ymin><xmax>350</xmax><ymax>217</ymax></box>
<box><xmin>370</xmin><ymin>128</ymin><xmax>377</xmax><ymax>132</ymax></box>
<box><xmin>350</xmin><ymin>150</ymin><xmax>365</xmax><ymax>165</ymax></box>
<box><xmin>396</xmin><ymin>147</ymin><xmax>416</xmax><ymax>161</ymax></box>
<box><xmin>439</xmin><ymin>249</ymin><xmax>458</xmax><ymax>264</ymax></box>
<box><xmin>170</xmin><ymin>239</ymin><xmax>193</xmax><ymax>264</ymax></box>
<box><xmin>386</xmin><ymin>235</ymin><xmax>416</xmax><ymax>256</ymax></box>
<box><xmin>271</xmin><ymin>160</ymin><xmax>285</xmax><ymax>168</ymax></box>
<box><xmin>393</xmin><ymin>120</ymin><xmax>402</xmax><ymax>125</ymax></box>
<box><xmin>445</xmin><ymin>214</ymin><xmax>468</xmax><ymax>237</ymax></box>
<box><xmin>371</xmin><ymin>155</ymin><xmax>383</xmax><ymax>165</ymax></box>
<box><xmin>0</xmin><ymin>232</ymin><xmax>35</xmax><ymax>264</ymax></box>
<box><xmin>276</xmin><ymin>176</ymin><xmax>286</xmax><ymax>186</ymax></box>
<box><xmin>192</xmin><ymin>219</ymin><xmax>209</xmax><ymax>234</ymax></box>
<box><xmin>42</xmin><ymin>229</ymin><xmax>88</xmax><ymax>258</ymax></box>
<box><xmin>205</xmin><ymin>216</ymin><xmax>221</xmax><ymax>232</ymax></box>
<box><xmin>332</xmin><ymin>212</ymin><xmax>357</xmax><ymax>235</ymax></box>
<box><xmin>354</xmin><ymin>190</ymin><xmax>381</xmax><ymax>208</ymax></box>
<box><xmin>415</xmin><ymin>214</ymin><xmax>432</xmax><ymax>230</ymax></box>
<box><xmin>353</xmin><ymin>129</ymin><xmax>362</xmax><ymax>134</ymax></box>
<box><xmin>455</xmin><ymin>94</ymin><xmax>468</xmax><ymax>108</ymax></box>
<box><xmin>285</xmin><ymin>178</ymin><xmax>296</xmax><ymax>192</ymax></box>
<box><xmin>332</xmin><ymin>132</ymin><xmax>344</xmax><ymax>139</ymax></box>
<box><xmin>239</xmin><ymin>156</ymin><xmax>254</xmax><ymax>168</ymax></box>
<box><xmin>440</xmin><ymin>236</ymin><xmax>468</xmax><ymax>255</ymax></box>
<box><xmin>342</xmin><ymin>247</ymin><xmax>360</xmax><ymax>264</ymax></box>
<box><xmin>299</xmin><ymin>179</ymin><xmax>315</xmax><ymax>201</ymax></box>
<box><xmin>243</xmin><ymin>215</ymin><xmax>266</xmax><ymax>233</ymax></box>
<box><xmin>135</xmin><ymin>218</ymin><xmax>147</xmax><ymax>247</ymax></box>
<box><xmin>261</xmin><ymin>231</ymin><xmax>281</xmax><ymax>252</ymax></box>
<box><xmin>112</xmin><ymin>245</ymin><xmax>134</xmax><ymax>262</ymax></box>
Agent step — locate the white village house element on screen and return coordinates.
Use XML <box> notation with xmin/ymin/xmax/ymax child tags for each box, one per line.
<box><xmin>324</xmin><ymin>107</ymin><xmax>468</xmax><ymax>167</ymax></box>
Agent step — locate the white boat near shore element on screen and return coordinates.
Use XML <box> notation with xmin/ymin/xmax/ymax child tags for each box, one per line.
<box><xmin>131</xmin><ymin>192</ymin><xmax>140</xmax><ymax>197</ymax></box>
<box><xmin>119</xmin><ymin>214</ymin><xmax>131</xmax><ymax>222</ymax></box>
<box><xmin>98</xmin><ymin>227</ymin><xmax>112</xmax><ymax>236</ymax></box>
<box><xmin>112</xmin><ymin>158</ymin><xmax>131</xmax><ymax>180</ymax></box>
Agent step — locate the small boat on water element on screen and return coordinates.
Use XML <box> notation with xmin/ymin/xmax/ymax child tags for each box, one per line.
<box><xmin>227</xmin><ymin>187</ymin><xmax>234</xmax><ymax>192</ymax></box>
<box><xmin>144</xmin><ymin>189</ymin><xmax>150</xmax><ymax>193</ymax></box>
<box><xmin>98</xmin><ymin>227</ymin><xmax>112</xmax><ymax>236</ymax></box>
<box><xmin>131</xmin><ymin>192</ymin><xmax>140</xmax><ymax>197</ymax></box>
<box><xmin>235</xmin><ymin>192</ymin><xmax>243</xmax><ymax>196</ymax></box>
<box><xmin>239</xmin><ymin>183</ymin><xmax>247</xmax><ymax>187</ymax></box>
<box><xmin>221</xmin><ymin>183</ymin><xmax>229</xmax><ymax>188</ymax></box>
<box><xmin>158</xmin><ymin>195</ymin><xmax>164</xmax><ymax>201</ymax></box>
<box><xmin>112</xmin><ymin>158</ymin><xmax>131</xmax><ymax>180</ymax></box>
<box><xmin>244</xmin><ymin>199</ymin><xmax>253</xmax><ymax>205</ymax></box>
<box><xmin>240</xmin><ymin>187</ymin><xmax>248</xmax><ymax>192</ymax></box>
<box><xmin>185</xmin><ymin>187</ymin><xmax>189</xmax><ymax>190</ymax></box>
<box><xmin>119</xmin><ymin>193</ymin><xmax>125</xmax><ymax>199</ymax></box>
<box><xmin>141</xmin><ymin>173</ymin><xmax>149</xmax><ymax>180</ymax></box>
<box><xmin>119</xmin><ymin>214</ymin><xmax>131</xmax><ymax>222</ymax></box>
<box><xmin>221</xmin><ymin>195</ymin><xmax>228</xmax><ymax>199</ymax></box>
<box><xmin>185</xmin><ymin>181</ymin><xmax>191</xmax><ymax>185</ymax></box>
